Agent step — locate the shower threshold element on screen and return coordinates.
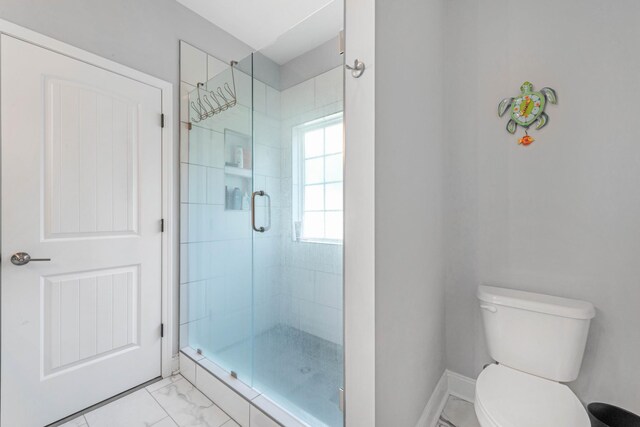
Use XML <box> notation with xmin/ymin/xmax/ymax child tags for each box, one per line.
<box><xmin>180</xmin><ymin>326</ymin><xmax>343</xmax><ymax>427</ymax></box>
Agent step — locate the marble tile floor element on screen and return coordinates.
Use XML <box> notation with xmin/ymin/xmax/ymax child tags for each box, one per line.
<box><xmin>58</xmin><ymin>375</ymin><xmax>240</xmax><ymax>427</ymax></box>
<box><xmin>437</xmin><ymin>395</ymin><xmax>481</xmax><ymax>427</ymax></box>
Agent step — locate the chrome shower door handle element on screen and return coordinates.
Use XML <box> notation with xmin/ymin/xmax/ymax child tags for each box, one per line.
<box><xmin>10</xmin><ymin>252</ymin><xmax>51</xmax><ymax>266</ymax></box>
<box><xmin>251</xmin><ymin>191</ymin><xmax>271</xmax><ymax>233</ymax></box>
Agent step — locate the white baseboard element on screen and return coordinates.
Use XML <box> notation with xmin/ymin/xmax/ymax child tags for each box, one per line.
<box><xmin>415</xmin><ymin>370</ymin><xmax>477</xmax><ymax>427</ymax></box>
<box><xmin>170</xmin><ymin>354</ymin><xmax>180</xmax><ymax>376</ymax></box>
<box><xmin>446</xmin><ymin>370</ymin><xmax>476</xmax><ymax>403</ymax></box>
<box><xmin>415</xmin><ymin>372</ymin><xmax>449</xmax><ymax>427</ymax></box>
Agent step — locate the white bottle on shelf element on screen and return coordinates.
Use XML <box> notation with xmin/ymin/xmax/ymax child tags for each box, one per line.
<box><xmin>235</xmin><ymin>146</ymin><xmax>244</xmax><ymax>169</ymax></box>
<box><xmin>242</xmin><ymin>192</ymin><xmax>250</xmax><ymax>210</ymax></box>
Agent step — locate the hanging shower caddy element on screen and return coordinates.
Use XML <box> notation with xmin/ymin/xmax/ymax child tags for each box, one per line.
<box><xmin>190</xmin><ymin>60</ymin><xmax>238</xmax><ymax>123</ymax></box>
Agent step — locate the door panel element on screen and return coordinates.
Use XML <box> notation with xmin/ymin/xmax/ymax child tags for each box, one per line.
<box><xmin>1</xmin><ymin>35</ymin><xmax>163</xmax><ymax>426</ymax></box>
<box><xmin>45</xmin><ymin>78</ymin><xmax>139</xmax><ymax>238</ymax></box>
<box><xmin>42</xmin><ymin>266</ymin><xmax>139</xmax><ymax>376</ymax></box>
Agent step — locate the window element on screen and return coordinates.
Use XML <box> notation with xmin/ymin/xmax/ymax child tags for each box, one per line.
<box><xmin>292</xmin><ymin>113</ymin><xmax>343</xmax><ymax>243</ymax></box>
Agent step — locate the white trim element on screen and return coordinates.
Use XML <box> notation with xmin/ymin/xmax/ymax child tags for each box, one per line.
<box><xmin>415</xmin><ymin>371</ymin><xmax>449</xmax><ymax>427</ymax></box>
<box><xmin>292</xmin><ymin>112</ymin><xmax>344</xmax><ymax>244</ymax></box>
<box><xmin>447</xmin><ymin>370</ymin><xmax>476</xmax><ymax>403</ymax></box>
<box><xmin>171</xmin><ymin>354</ymin><xmax>181</xmax><ymax>375</ymax></box>
<box><xmin>160</xmin><ymin>73</ymin><xmax>175</xmax><ymax>380</ymax></box>
<box><xmin>344</xmin><ymin>0</ymin><xmax>376</xmax><ymax>423</ymax></box>
<box><xmin>0</xmin><ymin>18</ymin><xmax>175</xmax><ymax>378</ymax></box>
<box><xmin>415</xmin><ymin>370</ymin><xmax>478</xmax><ymax>427</ymax></box>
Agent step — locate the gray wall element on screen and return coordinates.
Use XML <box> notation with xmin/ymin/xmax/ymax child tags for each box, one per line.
<box><xmin>0</xmin><ymin>0</ymin><xmax>252</xmax><ymax>356</ymax></box>
<box><xmin>279</xmin><ymin>36</ymin><xmax>343</xmax><ymax>90</ymax></box>
<box><xmin>444</xmin><ymin>0</ymin><xmax>640</xmax><ymax>414</ymax></box>
<box><xmin>375</xmin><ymin>0</ymin><xmax>446</xmax><ymax>425</ymax></box>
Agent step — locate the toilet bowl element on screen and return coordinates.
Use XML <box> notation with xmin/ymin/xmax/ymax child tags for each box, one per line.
<box><xmin>475</xmin><ymin>364</ymin><xmax>590</xmax><ymax>427</ymax></box>
<box><xmin>475</xmin><ymin>285</ymin><xmax>596</xmax><ymax>427</ymax></box>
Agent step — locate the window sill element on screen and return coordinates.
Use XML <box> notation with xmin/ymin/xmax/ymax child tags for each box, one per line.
<box><xmin>294</xmin><ymin>238</ymin><xmax>343</xmax><ymax>246</ymax></box>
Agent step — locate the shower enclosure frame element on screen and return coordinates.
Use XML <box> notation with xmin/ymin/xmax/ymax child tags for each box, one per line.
<box><xmin>178</xmin><ymin>0</ymin><xmax>376</xmax><ymax>421</ymax></box>
<box><xmin>180</xmin><ymin>48</ymin><xmax>347</xmax><ymax>426</ymax></box>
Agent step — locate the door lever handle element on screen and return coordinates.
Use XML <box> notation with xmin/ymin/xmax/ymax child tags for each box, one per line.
<box><xmin>10</xmin><ymin>252</ymin><xmax>51</xmax><ymax>266</ymax></box>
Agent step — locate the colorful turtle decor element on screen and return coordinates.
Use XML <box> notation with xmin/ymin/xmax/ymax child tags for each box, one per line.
<box><xmin>498</xmin><ymin>82</ymin><xmax>557</xmax><ymax>145</ymax></box>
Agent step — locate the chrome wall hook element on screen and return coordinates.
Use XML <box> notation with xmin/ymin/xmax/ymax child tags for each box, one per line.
<box><xmin>346</xmin><ymin>59</ymin><xmax>365</xmax><ymax>78</ymax></box>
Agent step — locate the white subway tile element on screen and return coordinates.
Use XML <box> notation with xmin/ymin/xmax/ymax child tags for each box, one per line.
<box><xmin>235</xmin><ymin>69</ymin><xmax>252</xmax><ymax>109</ymax></box>
<box><xmin>254</xmin><ymin>144</ymin><xmax>281</xmax><ymax>177</ymax></box>
<box><xmin>179</xmin><ymin>352</ymin><xmax>196</xmax><ymax>385</ymax></box>
<box><xmin>184</xmin><ymin>164</ymin><xmax>207</xmax><ymax>204</ymax></box>
<box><xmin>314</xmin><ymin>66</ymin><xmax>343</xmax><ymax>108</ymax></box>
<box><xmin>196</xmin><ymin>366</ymin><xmax>250</xmax><ymax>427</ymax></box>
<box><xmin>251</xmin><ymin>396</ymin><xmax>307</xmax><ymax>427</ymax></box>
<box><xmin>290</xmin><ymin>268</ymin><xmax>315</xmax><ymax>301</ymax></box>
<box><xmin>180</xmin><ymin>82</ymin><xmax>195</xmax><ymax>123</ymax></box>
<box><xmin>206</xmin><ymin>168</ymin><xmax>225</xmax><ymax>205</ymax></box>
<box><xmin>179</xmin><ymin>324</ymin><xmax>189</xmax><ymax>349</ymax></box>
<box><xmin>207</xmin><ymin>55</ymin><xmax>228</xmax><ymax>81</ymax></box>
<box><xmin>253</xmin><ymin>80</ymin><xmax>266</xmax><ymax>114</ymax></box>
<box><xmin>266</xmin><ymin>86</ymin><xmax>281</xmax><ymax>120</ymax></box>
<box><xmin>222</xmin><ymin>211</ymin><xmax>251</xmax><ymax>240</ymax></box>
<box><xmin>281</xmin><ymin>79</ymin><xmax>314</xmax><ymax>119</ymax></box>
<box><xmin>180</xmin><ymin>42</ymin><xmax>207</xmax><ymax>86</ymax></box>
<box><xmin>249</xmin><ymin>405</ymin><xmax>279</xmax><ymax>427</ymax></box>
<box><xmin>189</xmin><ymin>126</ymin><xmax>225</xmax><ymax>168</ymax></box>
<box><xmin>180</xmin><ymin>122</ymin><xmax>190</xmax><ymax>164</ymax></box>
<box><xmin>315</xmin><ymin>271</ymin><xmax>342</xmax><ymax>309</ymax></box>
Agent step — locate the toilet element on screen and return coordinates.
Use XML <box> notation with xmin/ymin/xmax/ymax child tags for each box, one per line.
<box><xmin>475</xmin><ymin>285</ymin><xmax>596</xmax><ymax>427</ymax></box>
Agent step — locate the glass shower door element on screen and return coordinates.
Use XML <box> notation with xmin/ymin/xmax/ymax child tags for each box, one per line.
<box><xmin>183</xmin><ymin>53</ymin><xmax>254</xmax><ymax>382</ymax></box>
<box><xmin>251</xmin><ymin>49</ymin><xmax>345</xmax><ymax>426</ymax></box>
<box><xmin>183</xmin><ymin>37</ymin><xmax>345</xmax><ymax>427</ymax></box>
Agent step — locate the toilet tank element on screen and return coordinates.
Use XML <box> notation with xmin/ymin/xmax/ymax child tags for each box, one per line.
<box><xmin>477</xmin><ymin>285</ymin><xmax>595</xmax><ymax>382</ymax></box>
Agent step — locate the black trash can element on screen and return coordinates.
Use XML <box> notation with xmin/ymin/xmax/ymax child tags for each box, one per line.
<box><xmin>588</xmin><ymin>403</ymin><xmax>640</xmax><ymax>427</ymax></box>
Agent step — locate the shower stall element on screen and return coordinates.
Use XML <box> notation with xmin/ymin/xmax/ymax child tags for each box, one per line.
<box><xmin>181</xmin><ymin>44</ymin><xmax>344</xmax><ymax>427</ymax></box>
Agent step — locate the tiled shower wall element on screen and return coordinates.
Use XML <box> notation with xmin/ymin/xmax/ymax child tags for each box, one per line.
<box><xmin>179</xmin><ymin>40</ymin><xmax>343</xmax><ymax>356</ymax></box>
<box><xmin>279</xmin><ymin>67</ymin><xmax>344</xmax><ymax>345</ymax></box>
<box><xmin>180</xmin><ymin>42</ymin><xmax>272</xmax><ymax>357</ymax></box>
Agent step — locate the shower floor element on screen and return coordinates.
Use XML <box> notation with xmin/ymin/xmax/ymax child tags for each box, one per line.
<box><xmin>213</xmin><ymin>325</ymin><xmax>343</xmax><ymax>427</ymax></box>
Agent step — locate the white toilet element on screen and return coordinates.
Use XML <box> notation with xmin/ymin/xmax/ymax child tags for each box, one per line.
<box><xmin>475</xmin><ymin>285</ymin><xmax>596</xmax><ymax>427</ymax></box>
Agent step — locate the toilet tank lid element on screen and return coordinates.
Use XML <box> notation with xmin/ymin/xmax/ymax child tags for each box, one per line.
<box><xmin>477</xmin><ymin>285</ymin><xmax>596</xmax><ymax>320</ymax></box>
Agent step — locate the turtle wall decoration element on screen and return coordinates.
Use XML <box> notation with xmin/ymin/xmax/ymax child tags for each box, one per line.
<box><xmin>498</xmin><ymin>82</ymin><xmax>557</xmax><ymax>146</ymax></box>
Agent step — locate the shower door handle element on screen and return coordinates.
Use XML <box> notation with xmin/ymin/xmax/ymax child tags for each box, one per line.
<box><xmin>251</xmin><ymin>191</ymin><xmax>271</xmax><ymax>233</ymax></box>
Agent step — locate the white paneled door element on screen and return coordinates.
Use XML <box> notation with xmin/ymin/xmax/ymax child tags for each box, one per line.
<box><xmin>1</xmin><ymin>35</ymin><xmax>163</xmax><ymax>426</ymax></box>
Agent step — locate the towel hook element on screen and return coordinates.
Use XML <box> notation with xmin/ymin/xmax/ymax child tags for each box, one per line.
<box><xmin>346</xmin><ymin>59</ymin><xmax>365</xmax><ymax>78</ymax></box>
<box><xmin>190</xmin><ymin>61</ymin><xmax>238</xmax><ymax>123</ymax></box>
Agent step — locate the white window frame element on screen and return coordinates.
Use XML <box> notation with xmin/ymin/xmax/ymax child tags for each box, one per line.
<box><xmin>292</xmin><ymin>112</ymin><xmax>344</xmax><ymax>244</ymax></box>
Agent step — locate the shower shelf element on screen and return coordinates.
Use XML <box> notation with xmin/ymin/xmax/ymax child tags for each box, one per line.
<box><xmin>225</xmin><ymin>166</ymin><xmax>252</xmax><ymax>178</ymax></box>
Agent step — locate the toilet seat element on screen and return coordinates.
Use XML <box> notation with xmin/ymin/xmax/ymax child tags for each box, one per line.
<box><xmin>474</xmin><ymin>364</ymin><xmax>590</xmax><ymax>427</ymax></box>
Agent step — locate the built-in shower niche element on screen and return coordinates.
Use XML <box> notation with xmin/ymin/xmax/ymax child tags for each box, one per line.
<box><xmin>224</xmin><ymin>129</ymin><xmax>252</xmax><ymax>211</ymax></box>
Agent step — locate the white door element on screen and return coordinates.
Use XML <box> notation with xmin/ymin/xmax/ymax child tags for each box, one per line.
<box><xmin>1</xmin><ymin>35</ymin><xmax>163</xmax><ymax>426</ymax></box>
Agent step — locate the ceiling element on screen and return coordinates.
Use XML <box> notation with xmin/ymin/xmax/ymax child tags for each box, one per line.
<box><xmin>177</xmin><ymin>0</ymin><xmax>343</xmax><ymax>64</ymax></box>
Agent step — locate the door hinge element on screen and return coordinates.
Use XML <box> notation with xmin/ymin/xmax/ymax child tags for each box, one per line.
<box><xmin>161</xmin><ymin>323</ymin><xmax>164</xmax><ymax>338</ymax></box>
<box><xmin>161</xmin><ymin>113</ymin><xmax>165</xmax><ymax>128</ymax></box>
<box><xmin>339</xmin><ymin>387</ymin><xmax>344</xmax><ymax>413</ymax></box>
<box><xmin>160</xmin><ymin>218</ymin><xmax>165</xmax><ymax>232</ymax></box>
